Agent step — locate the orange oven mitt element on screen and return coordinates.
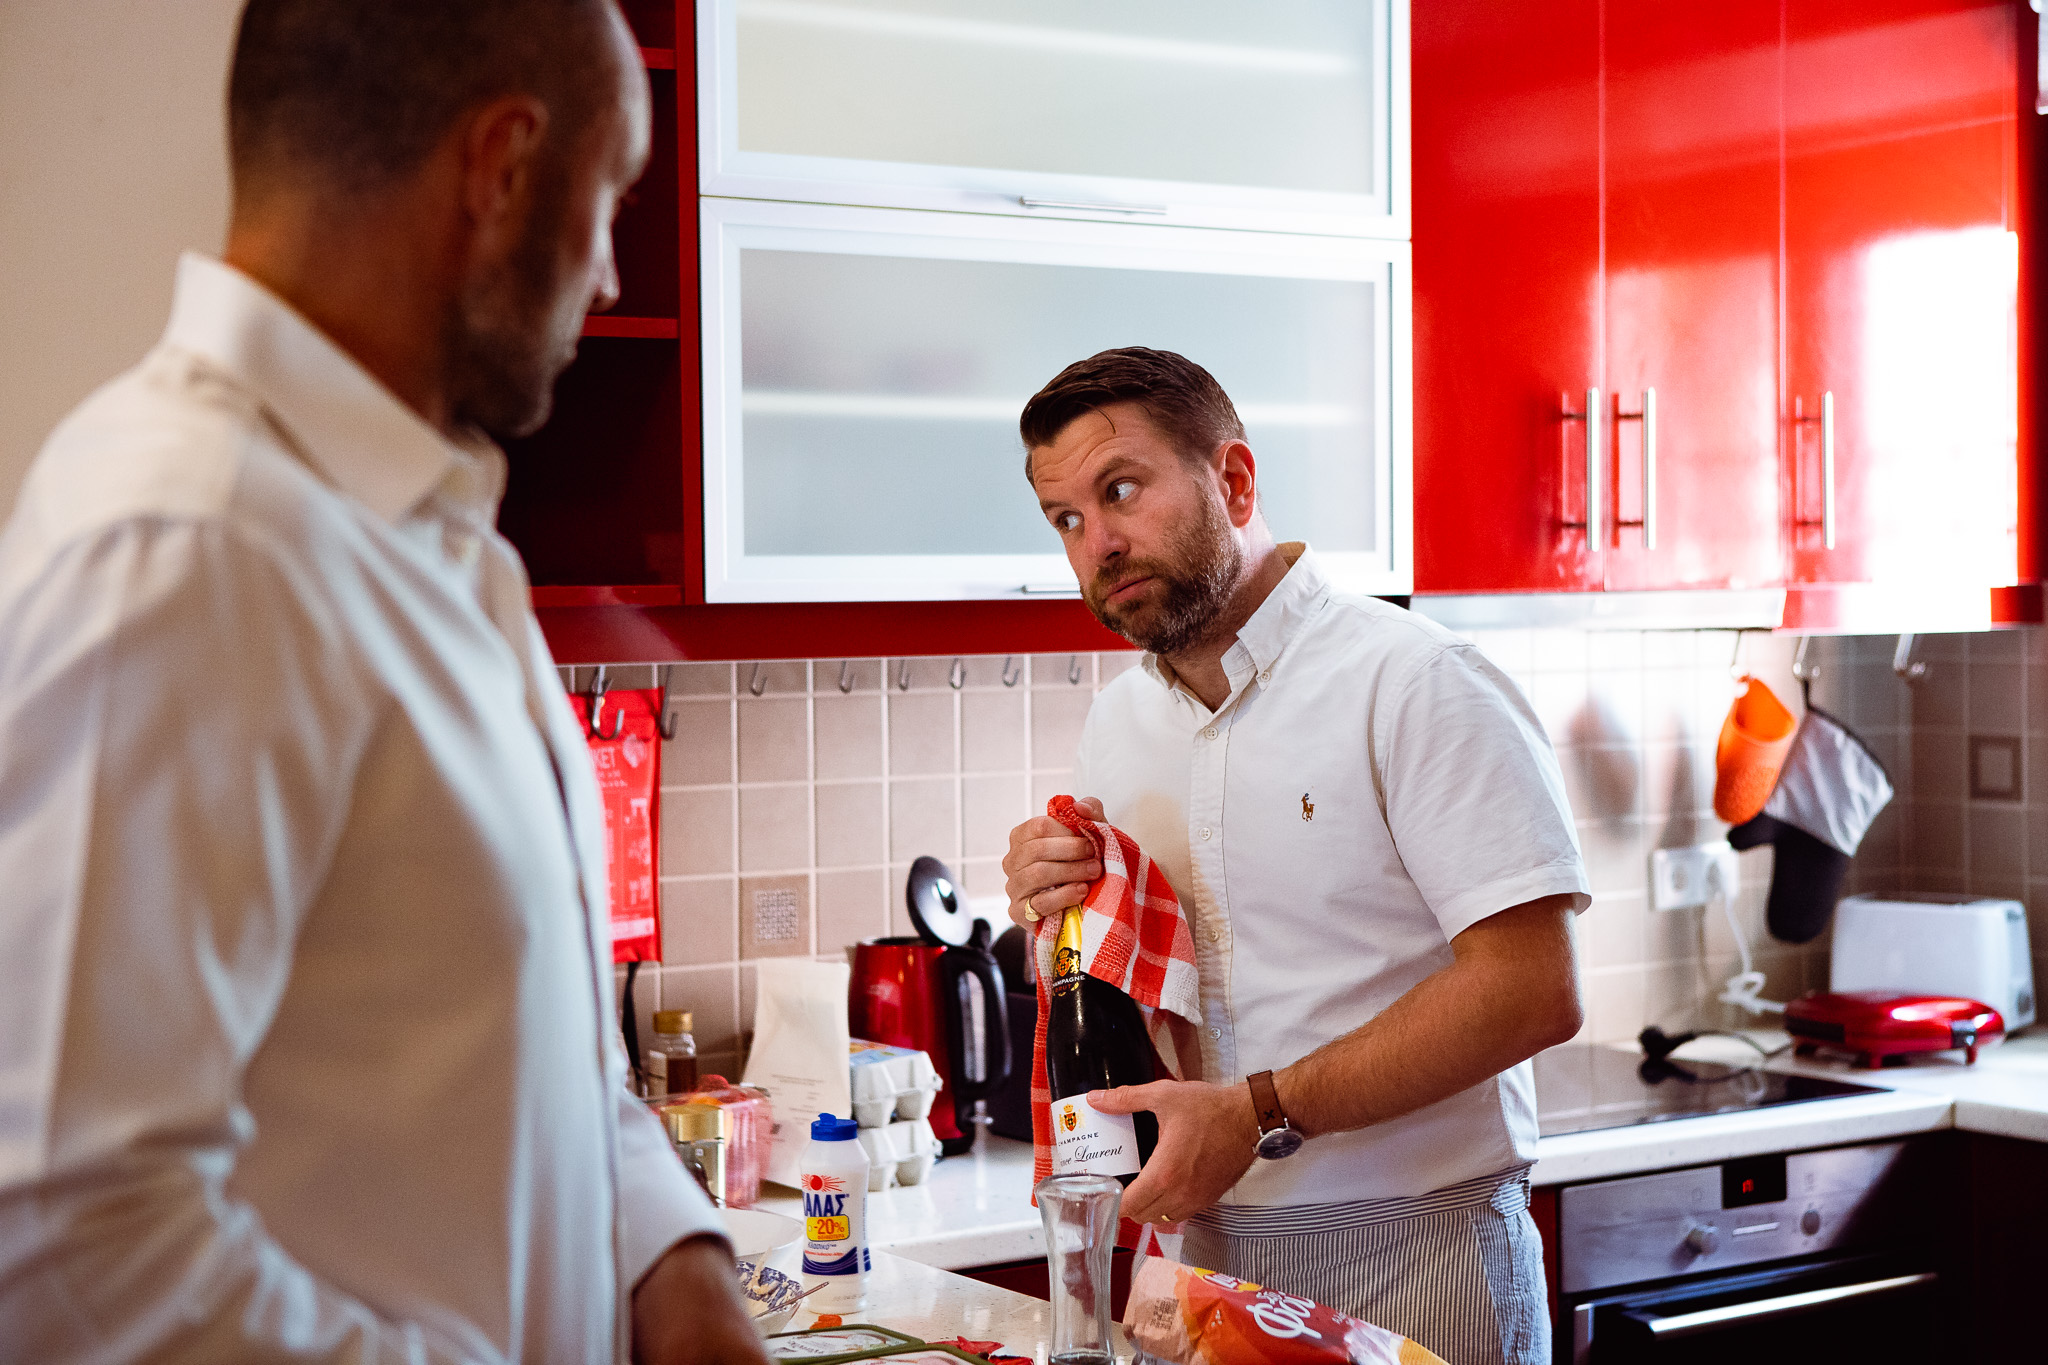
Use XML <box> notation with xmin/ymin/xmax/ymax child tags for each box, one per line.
<box><xmin>1712</xmin><ymin>676</ymin><xmax>1797</xmax><ymax>824</ymax></box>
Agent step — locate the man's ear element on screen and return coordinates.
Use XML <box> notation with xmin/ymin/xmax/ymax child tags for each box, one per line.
<box><xmin>458</xmin><ymin>95</ymin><xmax>550</xmax><ymax>232</ymax></box>
<box><xmin>1215</xmin><ymin>439</ymin><xmax>1259</xmax><ymax>529</ymax></box>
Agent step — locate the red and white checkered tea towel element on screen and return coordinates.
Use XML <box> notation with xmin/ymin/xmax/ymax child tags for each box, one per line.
<box><xmin>1031</xmin><ymin>796</ymin><xmax>1202</xmax><ymax>1255</ymax></box>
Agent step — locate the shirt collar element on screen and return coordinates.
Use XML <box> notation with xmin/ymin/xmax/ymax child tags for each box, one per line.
<box><xmin>1140</xmin><ymin>542</ymin><xmax>1331</xmax><ymax>697</ymax></box>
<box><xmin>160</xmin><ymin>252</ymin><xmax>498</xmax><ymax>525</ymax></box>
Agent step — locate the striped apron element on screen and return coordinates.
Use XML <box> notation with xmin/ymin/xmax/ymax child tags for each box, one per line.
<box><xmin>1176</xmin><ymin>1166</ymin><xmax>1548</xmax><ymax>1365</ymax></box>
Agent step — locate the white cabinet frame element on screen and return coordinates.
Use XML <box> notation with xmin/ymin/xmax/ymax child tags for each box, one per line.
<box><xmin>700</xmin><ymin>197</ymin><xmax>1412</xmax><ymax>603</ymax></box>
<box><xmin>697</xmin><ymin>0</ymin><xmax>1410</xmax><ymax>241</ymax></box>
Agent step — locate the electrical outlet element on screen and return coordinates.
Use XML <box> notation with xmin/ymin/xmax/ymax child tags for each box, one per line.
<box><xmin>1651</xmin><ymin>842</ymin><xmax>1738</xmax><ymax>911</ymax></box>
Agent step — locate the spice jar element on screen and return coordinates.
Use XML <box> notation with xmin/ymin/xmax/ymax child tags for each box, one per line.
<box><xmin>644</xmin><ymin>1009</ymin><xmax>698</xmax><ymax>1098</ymax></box>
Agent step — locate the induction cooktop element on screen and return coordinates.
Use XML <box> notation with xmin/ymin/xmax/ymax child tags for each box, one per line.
<box><xmin>1532</xmin><ymin>1044</ymin><xmax>1886</xmax><ymax>1138</ymax></box>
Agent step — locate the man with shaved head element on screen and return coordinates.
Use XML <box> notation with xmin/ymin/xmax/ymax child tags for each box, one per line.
<box><xmin>0</xmin><ymin>3</ymin><xmax>764</xmax><ymax>1361</ymax></box>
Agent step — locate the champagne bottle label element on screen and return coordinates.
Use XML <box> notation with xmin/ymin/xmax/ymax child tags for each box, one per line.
<box><xmin>1050</xmin><ymin>1093</ymin><xmax>1141</xmax><ymax>1178</ymax></box>
<box><xmin>1052</xmin><ymin>907</ymin><xmax>1087</xmax><ymax>994</ymax></box>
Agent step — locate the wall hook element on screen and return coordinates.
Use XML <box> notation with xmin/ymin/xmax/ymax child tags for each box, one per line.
<box><xmin>748</xmin><ymin>662</ymin><xmax>767</xmax><ymax>697</ymax></box>
<box><xmin>655</xmin><ymin>665</ymin><xmax>678</xmax><ymax>740</ymax></box>
<box><xmin>1729</xmin><ymin>628</ymin><xmax>1750</xmax><ymax>681</ymax></box>
<box><xmin>1001</xmin><ymin>656</ymin><xmax>1021</xmax><ymax>687</ymax></box>
<box><xmin>838</xmin><ymin>660</ymin><xmax>855</xmax><ymax>694</ymax></box>
<box><xmin>949</xmin><ymin>657</ymin><xmax>965</xmax><ymax>690</ymax></box>
<box><xmin>1791</xmin><ymin>636</ymin><xmax>1818</xmax><ymax>684</ymax></box>
<box><xmin>1068</xmin><ymin>654</ymin><xmax>1084</xmax><ymax>686</ymax></box>
<box><xmin>586</xmin><ymin>665</ymin><xmax>624</xmax><ymax>740</ymax></box>
<box><xmin>1893</xmin><ymin>633</ymin><xmax>1928</xmax><ymax>685</ymax></box>
<box><xmin>896</xmin><ymin>659</ymin><xmax>912</xmax><ymax>691</ymax></box>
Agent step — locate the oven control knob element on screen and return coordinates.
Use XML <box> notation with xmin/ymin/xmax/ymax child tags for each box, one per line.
<box><xmin>1801</xmin><ymin>1208</ymin><xmax>1821</xmax><ymax>1236</ymax></box>
<box><xmin>1684</xmin><ymin>1225</ymin><xmax>1719</xmax><ymax>1256</ymax></box>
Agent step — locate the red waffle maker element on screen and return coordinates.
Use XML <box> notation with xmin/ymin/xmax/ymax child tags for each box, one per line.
<box><xmin>1785</xmin><ymin>990</ymin><xmax>2004</xmax><ymax>1068</ymax></box>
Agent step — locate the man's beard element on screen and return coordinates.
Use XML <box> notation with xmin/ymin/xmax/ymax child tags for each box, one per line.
<box><xmin>1083</xmin><ymin>494</ymin><xmax>1244</xmax><ymax>657</ymax></box>
<box><xmin>443</xmin><ymin>184</ymin><xmax>586</xmax><ymax>440</ymax></box>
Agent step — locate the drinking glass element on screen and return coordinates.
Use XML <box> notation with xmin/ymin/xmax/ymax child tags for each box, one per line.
<box><xmin>1034</xmin><ymin>1172</ymin><xmax>1124</xmax><ymax>1365</ymax></box>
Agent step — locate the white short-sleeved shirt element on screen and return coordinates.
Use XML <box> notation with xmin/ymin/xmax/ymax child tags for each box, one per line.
<box><xmin>1074</xmin><ymin>546</ymin><xmax>1588</xmax><ymax>1206</ymax></box>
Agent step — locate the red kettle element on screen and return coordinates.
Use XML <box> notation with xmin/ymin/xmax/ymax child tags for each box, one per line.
<box><xmin>848</xmin><ymin>857</ymin><xmax>1011</xmax><ymax>1155</ymax></box>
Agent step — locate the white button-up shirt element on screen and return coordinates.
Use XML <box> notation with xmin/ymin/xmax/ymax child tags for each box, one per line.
<box><xmin>1075</xmin><ymin>547</ymin><xmax>1589</xmax><ymax>1206</ymax></box>
<box><xmin>0</xmin><ymin>255</ymin><xmax>718</xmax><ymax>1363</ymax></box>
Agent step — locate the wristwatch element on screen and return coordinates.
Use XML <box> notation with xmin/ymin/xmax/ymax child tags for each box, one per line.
<box><xmin>1247</xmin><ymin>1070</ymin><xmax>1305</xmax><ymax>1160</ymax></box>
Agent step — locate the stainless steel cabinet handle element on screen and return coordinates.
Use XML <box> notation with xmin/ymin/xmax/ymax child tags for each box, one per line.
<box><xmin>1621</xmin><ymin>1271</ymin><xmax>1936</xmax><ymax>1338</ymax></box>
<box><xmin>1614</xmin><ymin>388</ymin><xmax>1657</xmax><ymax>549</ymax></box>
<box><xmin>1560</xmin><ymin>388</ymin><xmax>1602</xmax><ymax>543</ymax></box>
<box><xmin>1793</xmin><ymin>391</ymin><xmax>1838</xmax><ymax>550</ymax></box>
<box><xmin>1018</xmin><ymin>196</ymin><xmax>1168</xmax><ymax>216</ymax></box>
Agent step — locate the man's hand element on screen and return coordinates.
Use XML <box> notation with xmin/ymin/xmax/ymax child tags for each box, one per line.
<box><xmin>1089</xmin><ymin>1079</ymin><xmax>1258</xmax><ymax>1225</ymax></box>
<box><xmin>631</xmin><ymin>1234</ymin><xmax>770</xmax><ymax>1365</ymax></box>
<box><xmin>1001</xmin><ymin>795</ymin><xmax>1105</xmax><ymax>929</ymax></box>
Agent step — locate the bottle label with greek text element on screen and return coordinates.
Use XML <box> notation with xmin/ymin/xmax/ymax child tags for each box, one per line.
<box><xmin>1050</xmin><ymin>1094</ymin><xmax>1140</xmax><ymax>1177</ymax></box>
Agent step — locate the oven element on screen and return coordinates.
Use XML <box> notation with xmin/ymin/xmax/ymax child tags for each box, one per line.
<box><xmin>1553</xmin><ymin>1136</ymin><xmax>1952</xmax><ymax>1364</ymax></box>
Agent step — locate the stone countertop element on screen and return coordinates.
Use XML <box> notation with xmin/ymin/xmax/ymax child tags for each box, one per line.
<box><xmin>756</xmin><ymin>1034</ymin><xmax>2048</xmax><ymax>1269</ymax></box>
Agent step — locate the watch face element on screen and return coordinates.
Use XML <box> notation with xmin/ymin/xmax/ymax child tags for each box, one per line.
<box><xmin>1255</xmin><ymin>1127</ymin><xmax>1304</xmax><ymax>1160</ymax></box>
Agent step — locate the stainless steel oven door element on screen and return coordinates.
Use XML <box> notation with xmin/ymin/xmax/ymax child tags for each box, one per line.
<box><xmin>1569</xmin><ymin>1256</ymin><xmax>1941</xmax><ymax>1364</ymax></box>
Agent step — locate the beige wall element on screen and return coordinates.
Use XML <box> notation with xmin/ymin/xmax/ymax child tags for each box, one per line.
<box><xmin>0</xmin><ymin>0</ymin><xmax>242</xmax><ymax>515</ymax></box>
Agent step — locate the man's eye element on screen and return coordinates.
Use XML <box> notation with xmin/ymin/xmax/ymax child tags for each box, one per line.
<box><xmin>1052</xmin><ymin>511</ymin><xmax>1081</xmax><ymax>533</ymax></box>
<box><xmin>1106</xmin><ymin>479</ymin><xmax>1138</xmax><ymax>504</ymax></box>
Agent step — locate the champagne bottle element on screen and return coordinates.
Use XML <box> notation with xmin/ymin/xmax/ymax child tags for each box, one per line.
<box><xmin>1044</xmin><ymin>907</ymin><xmax>1157</xmax><ymax>1185</ymax></box>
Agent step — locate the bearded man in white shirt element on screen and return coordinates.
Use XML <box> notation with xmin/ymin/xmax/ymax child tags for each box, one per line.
<box><xmin>1002</xmin><ymin>348</ymin><xmax>1590</xmax><ymax>1365</ymax></box>
<box><xmin>0</xmin><ymin>3</ymin><xmax>763</xmax><ymax>1362</ymax></box>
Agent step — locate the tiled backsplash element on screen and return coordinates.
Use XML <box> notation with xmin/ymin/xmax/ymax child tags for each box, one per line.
<box><xmin>580</xmin><ymin>625</ymin><xmax>2041</xmax><ymax>1077</ymax></box>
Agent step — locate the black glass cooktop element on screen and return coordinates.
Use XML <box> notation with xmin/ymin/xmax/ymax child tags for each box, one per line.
<box><xmin>1533</xmin><ymin>1044</ymin><xmax>1885</xmax><ymax>1138</ymax></box>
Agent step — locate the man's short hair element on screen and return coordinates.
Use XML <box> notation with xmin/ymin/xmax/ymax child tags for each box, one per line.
<box><xmin>1018</xmin><ymin>347</ymin><xmax>1246</xmax><ymax>482</ymax></box>
<box><xmin>228</xmin><ymin>0</ymin><xmax>618</xmax><ymax>196</ymax></box>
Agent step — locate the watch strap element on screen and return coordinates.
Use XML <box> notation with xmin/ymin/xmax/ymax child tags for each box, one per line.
<box><xmin>1248</xmin><ymin>1070</ymin><xmax>1289</xmax><ymax>1135</ymax></box>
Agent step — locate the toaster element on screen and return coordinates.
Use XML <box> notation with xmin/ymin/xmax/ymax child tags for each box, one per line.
<box><xmin>1831</xmin><ymin>894</ymin><xmax>2034</xmax><ymax>1030</ymax></box>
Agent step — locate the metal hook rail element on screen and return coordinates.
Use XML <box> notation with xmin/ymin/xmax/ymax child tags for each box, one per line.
<box><xmin>585</xmin><ymin>666</ymin><xmax>624</xmax><ymax>741</ymax></box>
<box><xmin>1893</xmin><ymin>634</ymin><xmax>1928</xmax><ymax>684</ymax></box>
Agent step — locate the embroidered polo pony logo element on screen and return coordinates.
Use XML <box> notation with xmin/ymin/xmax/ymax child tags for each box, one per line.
<box><xmin>1301</xmin><ymin>793</ymin><xmax>1314</xmax><ymax>822</ymax></box>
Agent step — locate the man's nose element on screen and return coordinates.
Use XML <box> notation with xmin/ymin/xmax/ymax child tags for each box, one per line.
<box><xmin>589</xmin><ymin>241</ymin><xmax>622</xmax><ymax>315</ymax></box>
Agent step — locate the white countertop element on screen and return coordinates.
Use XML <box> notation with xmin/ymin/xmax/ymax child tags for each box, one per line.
<box><xmin>756</xmin><ymin>1136</ymin><xmax>1044</xmax><ymax>1271</ymax></box>
<box><xmin>773</xmin><ymin>1251</ymin><xmax>1120</xmax><ymax>1363</ymax></box>
<box><xmin>754</xmin><ymin>1034</ymin><xmax>2048</xmax><ymax>1269</ymax></box>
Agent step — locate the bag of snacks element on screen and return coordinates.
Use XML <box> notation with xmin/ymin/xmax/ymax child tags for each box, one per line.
<box><xmin>1123</xmin><ymin>1258</ymin><xmax>1448</xmax><ymax>1365</ymax></box>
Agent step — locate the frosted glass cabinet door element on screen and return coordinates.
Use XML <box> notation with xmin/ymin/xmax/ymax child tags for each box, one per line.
<box><xmin>701</xmin><ymin>199</ymin><xmax>1411</xmax><ymax>602</ymax></box>
<box><xmin>699</xmin><ymin>0</ymin><xmax>1408</xmax><ymax>239</ymax></box>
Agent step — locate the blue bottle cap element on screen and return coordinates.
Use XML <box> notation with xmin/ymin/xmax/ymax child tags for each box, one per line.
<box><xmin>810</xmin><ymin>1112</ymin><xmax>860</xmax><ymax>1141</ymax></box>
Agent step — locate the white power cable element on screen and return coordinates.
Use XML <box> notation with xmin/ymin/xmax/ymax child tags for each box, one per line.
<box><xmin>1708</xmin><ymin>849</ymin><xmax>1784</xmax><ymax>1016</ymax></box>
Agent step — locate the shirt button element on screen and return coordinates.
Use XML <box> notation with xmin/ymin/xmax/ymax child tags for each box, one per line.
<box><xmin>1208</xmin><ymin>1027</ymin><xmax>1223</xmax><ymax>1039</ymax></box>
<box><xmin>1203</xmin><ymin>726</ymin><xmax>1218</xmax><ymax>740</ymax></box>
<box><xmin>1260</xmin><ymin>670</ymin><xmax>1272</xmax><ymax>683</ymax></box>
<box><xmin>1198</xmin><ymin>827</ymin><xmax>1213</xmax><ymax>841</ymax></box>
<box><xmin>1207</xmin><ymin>927</ymin><xmax>1221</xmax><ymax>944</ymax></box>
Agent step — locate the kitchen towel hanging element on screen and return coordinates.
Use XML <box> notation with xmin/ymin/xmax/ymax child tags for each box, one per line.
<box><xmin>1727</xmin><ymin>705</ymin><xmax>1894</xmax><ymax>944</ymax></box>
<box><xmin>569</xmin><ymin>684</ymin><xmax>664</xmax><ymax>965</ymax></box>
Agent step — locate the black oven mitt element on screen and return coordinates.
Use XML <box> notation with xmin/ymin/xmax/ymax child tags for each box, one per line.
<box><xmin>1726</xmin><ymin>705</ymin><xmax>1893</xmax><ymax>944</ymax></box>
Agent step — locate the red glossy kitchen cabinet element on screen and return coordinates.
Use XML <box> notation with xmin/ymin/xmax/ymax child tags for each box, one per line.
<box><xmin>1601</xmin><ymin>1</ymin><xmax>1784</xmax><ymax>593</ymax></box>
<box><xmin>493</xmin><ymin>0</ymin><xmax>1123</xmax><ymax>664</ymax></box>
<box><xmin>1416</xmin><ymin>0</ymin><xmax>2039</xmax><ymax>614</ymax></box>
<box><xmin>1411</xmin><ymin>0</ymin><xmax>1602</xmax><ymax>593</ymax></box>
<box><xmin>1780</xmin><ymin>0</ymin><xmax>2036</xmax><ymax>631</ymax></box>
<box><xmin>1415</xmin><ymin>0</ymin><xmax>1783</xmax><ymax>596</ymax></box>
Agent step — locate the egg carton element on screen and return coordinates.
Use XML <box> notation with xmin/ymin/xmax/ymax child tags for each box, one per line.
<box><xmin>848</xmin><ymin>1039</ymin><xmax>943</xmax><ymax>1128</ymax></box>
<box><xmin>854</xmin><ymin>1117</ymin><xmax>942</xmax><ymax>1191</ymax></box>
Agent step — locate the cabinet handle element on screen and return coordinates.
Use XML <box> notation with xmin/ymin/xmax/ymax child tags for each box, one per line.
<box><xmin>1622</xmin><ymin>1272</ymin><xmax>1936</xmax><ymax>1338</ymax></box>
<box><xmin>1018</xmin><ymin>196</ymin><xmax>1168</xmax><ymax>216</ymax></box>
<box><xmin>1560</xmin><ymin>388</ymin><xmax>1602</xmax><ymax>544</ymax></box>
<box><xmin>1614</xmin><ymin>388</ymin><xmax>1657</xmax><ymax>550</ymax></box>
<box><xmin>1794</xmin><ymin>392</ymin><xmax>1837</xmax><ymax>550</ymax></box>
